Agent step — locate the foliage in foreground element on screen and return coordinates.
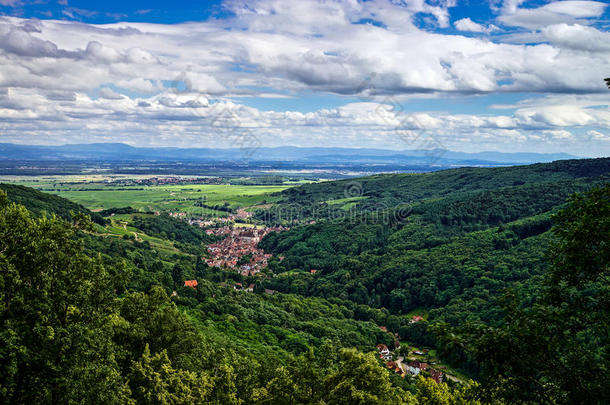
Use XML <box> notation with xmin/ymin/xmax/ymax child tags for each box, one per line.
<box><xmin>438</xmin><ymin>185</ymin><xmax>610</xmax><ymax>404</ymax></box>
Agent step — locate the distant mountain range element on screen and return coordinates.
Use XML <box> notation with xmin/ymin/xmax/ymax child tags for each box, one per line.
<box><xmin>0</xmin><ymin>143</ymin><xmax>578</xmax><ymax>167</ymax></box>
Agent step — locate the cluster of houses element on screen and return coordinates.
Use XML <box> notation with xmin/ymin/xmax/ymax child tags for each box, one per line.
<box><xmin>205</xmin><ymin>226</ymin><xmax>289</xmax><ymax>275</ymax></box>
<box><xmin>377</xmin><ymin>344</ymin><xmax>393</xmax><ymax>361</ymax></box>
<box><xmin>130</xmin><ymin>176</ymin><xmax>223</xmax><ymax>186</ymax></box>
<box><xmin>404</xmin><ymin>360</ymin><xmax>444</xmax><ymax>383</ymax></box>
<box><xmin>376</xmin><ymin>343</ymin><xmax>444</xmax><ymax>383</ymax></box>
<box><xmin>410</xmin><ymin>315</ymin><xmax>424</xmax><ymax>323</ymax></box>
<box><xmin>169</xmin><ymin>212</ymin><xmax>187</xmax><ymax>219</ymax></box>
<box><xmin>188</xmin><ymin>208</ymin><xmax>253</xmax><ymax>227</ymax></box>
<box><xmin>376</xmin><ymin>318</ymin><xmax>445</xmax><ymax>384</ymax></box>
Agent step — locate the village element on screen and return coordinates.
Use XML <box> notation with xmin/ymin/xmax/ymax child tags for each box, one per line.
<box><xmin>130</xmin><ymin>176</ymin><xmax>224</xmax><ymax>186</ymax></box>
<box><xmin>204</xmin><ymin>225</ymin><xmax>288</xmax><ymax>276</ymax></box>
<box><xmin>168</xmin><ymin>205</ymin><xmax>289</xmax><ymax>285</ymax></box>
<box><xmin>169</xmin><ymin>206</ymin><xmax>289</xmax><ymax>277</ymax></box>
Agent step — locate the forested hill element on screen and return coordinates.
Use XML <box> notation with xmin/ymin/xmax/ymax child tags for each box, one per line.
<box><xmin>257</xmin><ymin>158</ymin><xmax>610</xmax><ymax>222</ymax></box>
<box><xmin>253</xmin><ymin>158</ymin><xmax>610</xmax><ymax>402</ymax></box>
<box><xmin>257</xmin><ymin>158</ymin><xmax>609</xmax><ymax>327</ymax></box>
<box><xmin>0</xmin><ymin>183</ymin><xmax>106</xmax><ymax>225</ymax></box>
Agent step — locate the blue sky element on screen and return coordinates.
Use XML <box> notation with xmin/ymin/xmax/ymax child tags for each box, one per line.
<box><xmin>0</xmin><ymin>0</ymin><xmax>609</xmax><ymax>156</ymax></box>
<box><xmin>0</xmin><ymin>1</ymin><xmax>229</xmax><ymax>23</ymax></box>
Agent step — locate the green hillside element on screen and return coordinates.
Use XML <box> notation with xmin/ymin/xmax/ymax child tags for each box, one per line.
<box><xmin>256</xmin><ymin>158</ymin><xmax>609</xmax><ymax>223</ymax></box>
<box><xmin>0</xmin><ymin>183</ymin><xmax>106</xmax><ymax>225</ymax></box>
<box><xmin>256</xmin><ymin>158</ymin><xmax>609</xmax><ymax>340</ymax></box>
<box><xmin>0</xmin><ymin>187</ymin><xmax>442</xmax><ymax>403</ymax></box>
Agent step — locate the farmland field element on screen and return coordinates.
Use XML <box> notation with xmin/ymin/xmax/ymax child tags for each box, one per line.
<box><xmin>0</xmin><ymin>175</ymin><xmax>296</xmax><ymax>215</ymax></box>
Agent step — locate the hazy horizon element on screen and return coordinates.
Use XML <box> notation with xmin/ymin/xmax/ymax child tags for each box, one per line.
<box><xmin>0</xmin><ymin>141</ymin><xmax>585</xmax><ymax>158</ymax></box>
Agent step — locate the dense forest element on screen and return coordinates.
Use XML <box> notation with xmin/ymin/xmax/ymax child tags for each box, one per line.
<box><xmin>0</xmin><ymin>158</ymin><xmax>608</xmax><ymax>404</ymax></box>
<box><xmin>257</xmin><ymin>159</ymin><xmax>609</xmax><ymax>327</ymax></box>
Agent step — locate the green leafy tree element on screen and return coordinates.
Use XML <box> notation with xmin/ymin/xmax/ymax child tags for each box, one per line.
<box><xmin>469</xmin><ymin>185</ymin><xmax>610</xmax><ymax>404</ymax></box>
<box><xmin>414</xmin><ymin>376</ymin><xmax>482</xmax><ymax>405</ymax></box>
<box><xmin>325</xmin><ymin>348</ymin><xmax>415</xmax><ymax>404</ymax></box>
<box><xmin>251</xmin><ymin>366</ymin><xmax>298</xmax><ymax>405</ymax></box>
<box><xmin>128</xmin><ymin>344</ymin><xmax>212</xmax><ymax>404</ymax></box>
<box><xmin>0</xmin><ymin>191</ymin><xmax>131</xmax><ymax>404</ymax></box>
<box><xmin>209</xmin><ymin>363</ymin><xmax>242</xmax><ymax>405</ymax></box>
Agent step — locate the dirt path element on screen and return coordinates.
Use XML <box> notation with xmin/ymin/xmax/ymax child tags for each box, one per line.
<box><xmin>445</xmin><ymin>374</ymin><xmax>465</xmax><ymax>383</ymax></box>
<box><xmin>121</xmin><ymin>221</ymin><xmax>141</xmax><ymax>241</ymax></box>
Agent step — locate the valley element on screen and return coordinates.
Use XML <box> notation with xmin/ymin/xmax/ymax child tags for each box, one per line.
<box><xmin>1</xmin><ymin>157</ymin><xmax>608</xmax><ymax>403</ymax></box>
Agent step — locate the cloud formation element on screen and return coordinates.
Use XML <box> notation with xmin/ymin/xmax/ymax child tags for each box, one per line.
<box><xmin>0</xmin><ymin>0</ymin><xmax>608</xmax><ymax>156</ymax></box>
<box><xmin>498</xmin><ymin>0</ymin><xmax>607</xmax><ymax>29</ymax></box>
<box><xmin>454</xmin><ymin>18</ymin><xmax>499</xmax><ymax>33</ymax></box>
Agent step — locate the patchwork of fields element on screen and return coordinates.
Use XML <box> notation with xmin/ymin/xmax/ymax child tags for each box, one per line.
<box><xmin>0</xmin><ymin>175</ymin><xmax>296</xmax><ymax>215</ymax></box>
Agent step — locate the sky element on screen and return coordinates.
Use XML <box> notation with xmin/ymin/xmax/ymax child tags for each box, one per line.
<box><xmin>0</xmin><ymin>0</ymin><xmax>609</xmax><ymax>156</ymax></box>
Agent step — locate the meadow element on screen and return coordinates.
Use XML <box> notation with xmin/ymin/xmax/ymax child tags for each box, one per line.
<box><xmin>0</xmin><ymin>175</ymin><xmax>294</xmax><ymax>215</ymax></box>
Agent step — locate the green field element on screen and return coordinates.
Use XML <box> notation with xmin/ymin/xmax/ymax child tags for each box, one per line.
<box><xmin>94</xmin><ymin>217</ymin><xmax>185</xmax><ymax>256</ymax></box>
<box><xmin>0</xmin><ymin>175</ymin><xmax>294</xmax><ymax>215</ymax></box>
<box><xmin>53</xmin><ymin>184</ymin><xmax>291</xmax><ymax>213</ymax></box>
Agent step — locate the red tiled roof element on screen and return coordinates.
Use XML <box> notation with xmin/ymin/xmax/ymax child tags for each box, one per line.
<box><xmin>407</xmin><ymin>361</ymin><xmax>429</xmax><ymax>370</ymax></box>
<box><xmin>184</xmin><ymin>280</ymin><xmax>198</xmax><ymax>288</ymax></box>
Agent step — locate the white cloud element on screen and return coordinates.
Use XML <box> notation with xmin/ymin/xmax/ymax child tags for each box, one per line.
<box><xmin>0</xmin><ymin>0</ymin><xmax>608</xmax><ymax>100</ymax></box>
<box><xmin>543</xmin><ymin>1</ymin><xmax>607</xmax><ymax>18</ymax></box>
<box><xmin>0</xmin><ymin>86</ymin><xmax>607</xmax><ymax>154</ymax></box>
<box><xmin>502</xmin><ymin>0</ymin><xmax>527</xmax><ymax>14</ymax></box>
<box><xmin>542</xmin><ymin>129</ymin><xmax>572</xmax><ymax>139</ymax></box>
<box><xmin>115</xmin><ymin>78</ymin><xmax>159</xmax><ymax>93</ymax></box>
<box><xmin>499</xmin><ymin>1</ymin><xmax>608</xmax><ymax>29</ymax></box>
<box><xmin>587</xmin><ymin>129</ymin><xmax>610</xmax><ymax>141</ymax></box>
<box><xmin>454</xmin><ymin>18</ymin><xmax>499</xmax><ymax>33</ymax></box>
<box><xmin>85</xmin><ymin>41</ymin><xmax>121</xmax><ymax>63</ymax></box>
<box><xmin>516</xmin><ymin>105</ymin><xmax>596</xmax><ymax>127</ymax></box>
<box><xmin>0</xmin><ymin>27</ymin><xmax>62</xmax><ymax>57</ymax></box>
<box><xmin>126</xmin><ymin>47</ymin><xmax>156</xmax><ymax>64</ymax></box>
<box><xmin>541</xmin><ymin>23</ymin><xmax>610</xmax><ymax>52</ymax></box>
